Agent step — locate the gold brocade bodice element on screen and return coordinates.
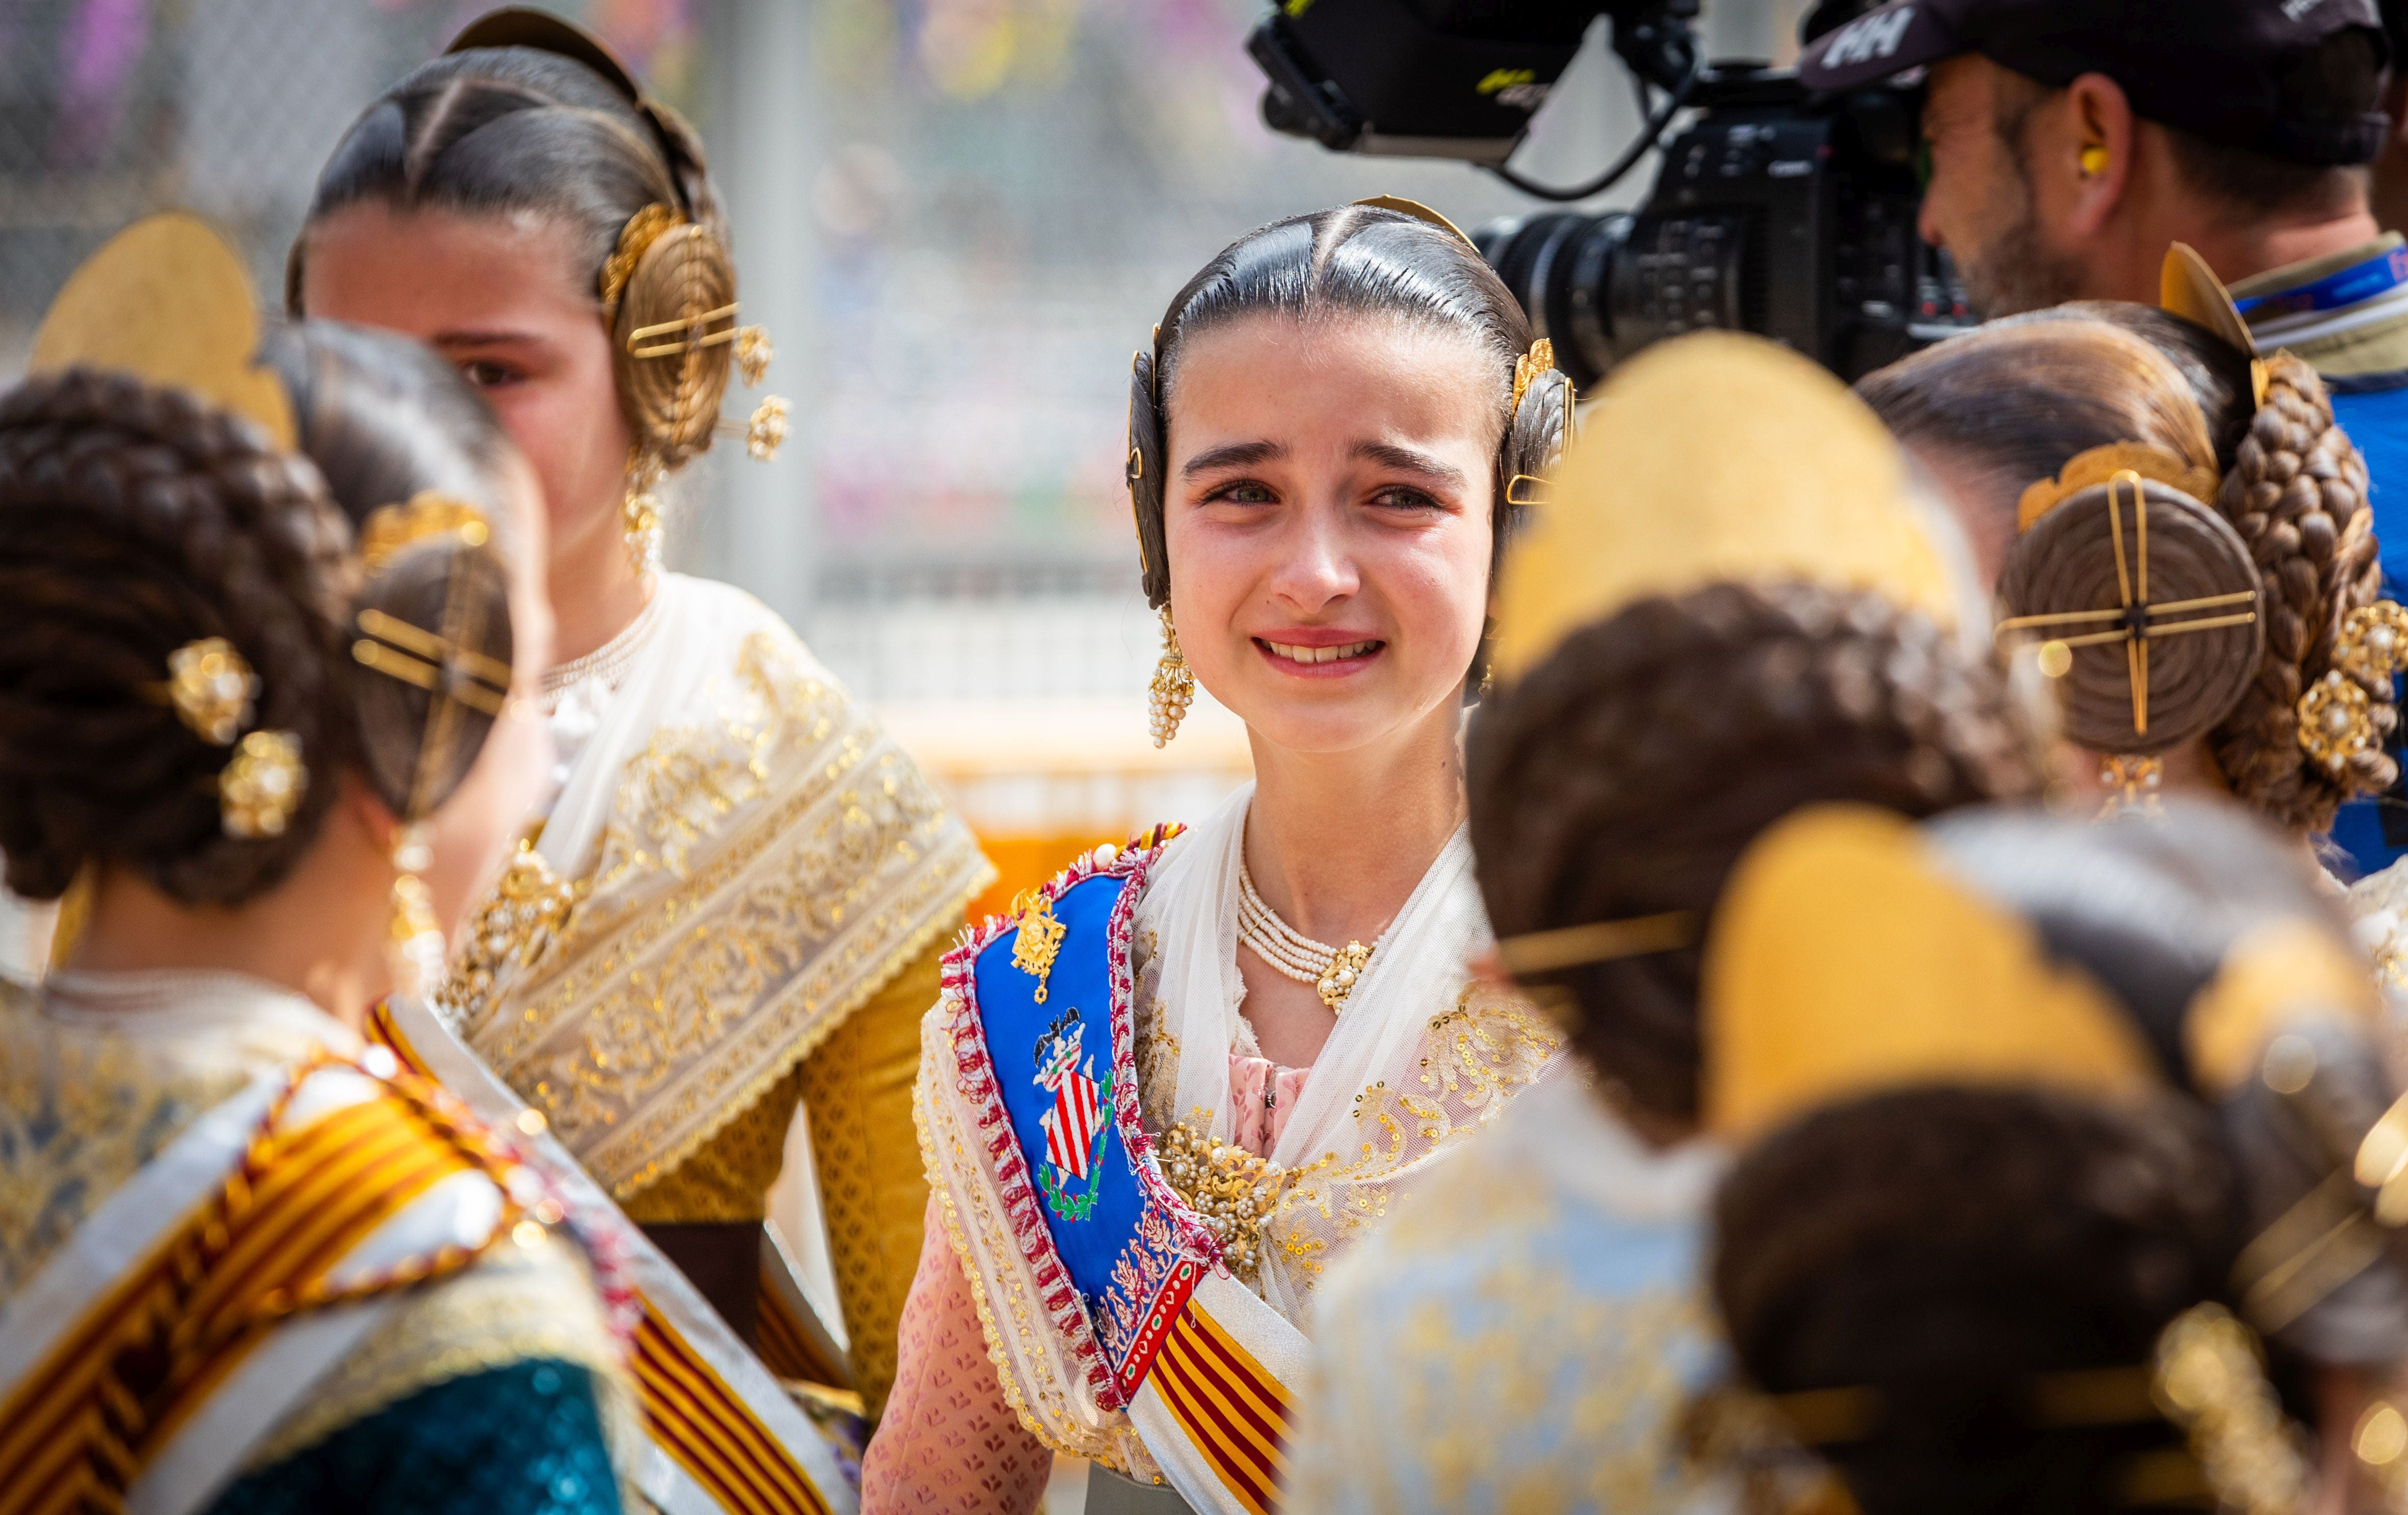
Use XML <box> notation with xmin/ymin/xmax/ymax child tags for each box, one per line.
<box><xmin>433</xmin><ymin>577</ymin><xmax>993</xmax><ymax>1203</ymax></box>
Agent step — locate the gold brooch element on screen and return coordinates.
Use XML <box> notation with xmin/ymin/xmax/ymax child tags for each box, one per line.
<box><xmin>2334</xmin><ymin>601</ymin><xmax>2408</xmax><ymax>685</ymax></box>
<box><xmin>736</xmin><ymin>325</ymin><xmax>774</xmax><ymax>386</ymax></box>
<box><xmin>746</xmin><ymin>395</ymin><xmax>790</xmax><ymax>461</ymax></box>
<box><xmin>219</xmin><ymin>729</ymin><xmax>306</xmax><ymax>839</ymax></box>
<box><xmin>165</xmin><ymin>637</ymin><xmax>260</xmax><ymax>746</ymax></box>
<box><xmin>1010</xmin><ymin>888</ymin><xmax>1066</xmax><ymax>1004</ymax></box>
<box><xmin>358</xmin><ymin>492</ymin><xmax>489</xmax><ymax>576</ymax></box>
<box><xmin>1511</xmin><ymin>337</ymin><xmax>1556</xmax><ymax>411</ymax></box>
<box><xmin>2298</xmin><ymin>669</ymin><xmax>2377</xmax><ymax>772</ymax></box>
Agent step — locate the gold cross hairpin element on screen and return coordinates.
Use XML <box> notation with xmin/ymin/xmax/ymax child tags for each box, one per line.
<box><xmin>1994</xmin><ymin>471</ymin><xmax>2259</xmax><ymax>735</ymax></box>
<box><xmin>626</xmin><ymin>302</ymin><xmax>741</xmax><ymax>359</ymax></box>
<box><xmin>352</xmin><ymin>608</ymin><xmax>510</xmax><ymax>718</ymax></box>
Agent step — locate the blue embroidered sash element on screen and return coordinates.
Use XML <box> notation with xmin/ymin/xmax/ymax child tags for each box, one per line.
<box><xmin>960</xmin><ymin>848</ymin><xmax>1210</xmax><ymax>1408</ymax></box>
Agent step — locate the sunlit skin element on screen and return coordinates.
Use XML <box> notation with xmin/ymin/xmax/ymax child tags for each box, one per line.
<box><xmin>298</xmin><ymin>202</ymin><xmax>647</xmax><ymax>665</ymax></box>
<box><xmin>70</xmin><ymin>450</ymin><xmax>557</xmax><ymax>1025</ymax></box>
<box><xmin>1163</xmin><ymin>311</ymin><xmax>1499</xmax><ymax>1069</ymax></box>
<box><xmin>1917</xmin><ymin>54</ymin><xmax>2377</xmax><ymax>315</ymax></box>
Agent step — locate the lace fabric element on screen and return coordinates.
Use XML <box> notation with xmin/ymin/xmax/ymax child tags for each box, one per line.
<box><xmin>859</xmin><ymin>1207</ymin><xmax>1052</xmax><ymax>1514</ymax></box>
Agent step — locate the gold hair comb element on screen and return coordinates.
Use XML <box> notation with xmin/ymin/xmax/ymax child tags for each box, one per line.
<box><xmin>358</xmin><ymin>492</ymin><xmax>489</xmax><ymax>576</ymax></box>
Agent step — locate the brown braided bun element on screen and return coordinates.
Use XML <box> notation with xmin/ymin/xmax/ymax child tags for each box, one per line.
<box><xmin>0</xmin><ymin>369</ymin><xmax>356</xmax><ymax>904</ymax></box>
<box><xmin>2208</xmin><ymin>352</ymin><xmax>2394</xmax><ymax>827</ymax></box>
<box><xmin>297</xmin><ymin>41</ymin><xmax>740</xmax><ymax>471</ymax></box>
<box><xmin>1997</xmin><ymin>479</ymin><xmax>2264</xmax><ymax>757</ymax></box>
<box><xmin>1466</xmin><ymin>581</ymin><xmax>2041</xmax><ymax>1128</ymax></box>
<box><xmin>611</xmin><ymin>220</ymin><xmax>736</xmax><ymax>466</ymax></box>
<box><xmin>1714</xmin><ymin>1085</ymin><xmax>2241</xmax><ymax>1515</ymax></box>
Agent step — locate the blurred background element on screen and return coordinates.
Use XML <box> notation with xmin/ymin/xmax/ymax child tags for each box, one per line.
<box><xmin>1</xmin><ymin>0</ymin><xmax>1808</xmax><ymax>919</ymax></box>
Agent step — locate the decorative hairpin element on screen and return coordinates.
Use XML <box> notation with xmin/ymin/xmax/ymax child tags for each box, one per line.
<box><xmin>1512</xmin><ymin>338</ymin><xmax>1556</xmax><ymax>412</ymax></box>
<box><xmin>600</xmin><ymin>202</ymin><xmax>683</xmax><ymax>321</ymax></box>
<box><xmin>352</xmin><ymin>607</ymin><xmax>511</xmax><ymax>718</ymax></box>
<box><xmin>219</xmin><ymin>729</ymin><xmax>307</xmax><ymax>839</ymax></box>
<box><xmin>2152</xmin><ymin>1303</ymin><xmax>2309</xmax><ymax>1515</ymax></box>
<box><xmin>156</xmin><ymin>636</ymin><xmax>307</xmax><ymax>839</ymax></box>
<box><xmin>359</xmin><ymin>492</ymin><xmax>489</xmax><ymax>576</ymax></box>
<box><xmin>2294</xmin><ymin>604</ymin><xmax>2404</xmax><ymax>771</ymax></box>
<box><xmin>165</xmin><ymin>637</ymin><xmax>261</xmax><ymax>746</ymax></box>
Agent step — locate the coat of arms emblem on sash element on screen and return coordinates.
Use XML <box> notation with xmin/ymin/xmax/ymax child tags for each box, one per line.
<box><xmin>1033</xmin><ymin>1006</ymin><xmax>1114</xmax><ymax>1221</ymax></box>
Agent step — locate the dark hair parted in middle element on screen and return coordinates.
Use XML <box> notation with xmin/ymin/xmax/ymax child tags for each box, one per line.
<box><xmin>1465</xmin><ymin>581</ymin><xmax>2041</xmax><ymax>1129</ymax></box>
<box><xmin>0</xmin><ymin>323</ymin><xmax>519</xmax><ymax>908</ymax></box>
<box><xmin>294</xmin><ymin>37</ymin><xmax>739</xmax><ymax>469</ymax></box>
<box><xmin>1126</xmin><ymin>204</ymin><xmax>1573</xmax><ymax>609</ymax></box>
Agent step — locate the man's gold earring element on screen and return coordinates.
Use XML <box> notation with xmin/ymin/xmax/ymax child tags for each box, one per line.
<box><xmin>2080</xmin><ymin>143</ymin><xmax>2109</xmax><ymax>177</ymax></box>
<box><xmin>388</xmin><ymin>821</ymin><xmax>444</xmax><ymax>1000</ymax></box>
<box><xmin>1147</xmin><ymin>605</ymin><xmax>1195</xmax><ymax>748</ymax></box>
<box><xmin>622</xmin><ymin>449</ymin><xmax>665</xmax><ymax>574</ymax></box>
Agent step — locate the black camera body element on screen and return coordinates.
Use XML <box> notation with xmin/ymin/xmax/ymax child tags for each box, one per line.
<box><xmin>1480</xmin><ymin>68</ymin><xmax>1974</xmax><ymax>386</ymax></box>
<box><xmin>1248</xmin><ymin>1</ymin><xmax>1979</xmax><ymax>386</ymax></box>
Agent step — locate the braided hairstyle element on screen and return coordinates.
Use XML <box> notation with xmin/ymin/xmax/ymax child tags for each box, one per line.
<box><xmin>2208</xmin><ymin>351</ymin><xmax>2393</xmax><ymax>828</ymax></box>
<box><xmin>1465</xmin><ymin>581</ymin><xmax>2041</xmax><ymax>1129</ymax></box>
<box><xmin>0</xmin><ymin>326</ymin><xmax>520</xmax><ymax>908</ymax></box>
<box><xmin>1715</xmin><ymin>1086</ymin><xmax>2242</xmax><ymax>1515</ymax></box>
<box><xmin>293</xmin><ymin>29</ymin><xmax>739</xmax><ymax>470</ymax></box>
<box><xmin>1127</xmin><ymin>205</ymin><xmax>1572</xmax><ymax>618</ymax></box>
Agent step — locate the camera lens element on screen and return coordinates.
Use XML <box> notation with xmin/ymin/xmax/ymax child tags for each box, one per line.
<box><xmin>1474</xmin><ymin>212</ymin><xmax>1633</xmax><ymax>391</ymax></box>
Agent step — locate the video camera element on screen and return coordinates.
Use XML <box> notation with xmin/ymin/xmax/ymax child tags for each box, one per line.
<box><xmin>1246</xmin><ymin>0</ymin><xmax>1978</xmax><ymax>387</ymax></box>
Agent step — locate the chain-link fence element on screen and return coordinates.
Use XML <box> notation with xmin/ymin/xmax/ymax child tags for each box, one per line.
<box><xmin>0</xmin><ymin>0</ymin><xmax>713</xmax><ymax>368</ymax></box>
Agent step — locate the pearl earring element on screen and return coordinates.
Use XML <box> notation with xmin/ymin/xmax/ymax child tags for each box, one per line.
<box><xmin>1148</xmin><ymin>605</ymin><xmax>1195</xmax><ymax>747</ymax></box>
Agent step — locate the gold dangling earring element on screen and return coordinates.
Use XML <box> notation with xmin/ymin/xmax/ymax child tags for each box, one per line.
<box><xmin>388</xmin><ymin>821</ymin><xmax>446</xmax><ymax>1000</ymax></box>
<box><xmin>1148</xmin><ymin>605</ymin><xmax>1195</xmax><ymax>748</ymax></box>
<box><xmin>621</xmin><ymin>448</ymin><xmax>665</xmax><ymax>575</ymax></box>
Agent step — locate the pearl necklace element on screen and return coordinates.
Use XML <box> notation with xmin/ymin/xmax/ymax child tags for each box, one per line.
<box><xmin>1237</xmin><ymin>863</ymin><xmax>1374</xmax><ymax>1013</ymax></box>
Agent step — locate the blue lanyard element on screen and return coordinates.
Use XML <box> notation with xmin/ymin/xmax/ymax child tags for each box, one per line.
<box><xmin>2236</xmin><ymin>245</ymin><xmax>2408</xmax><ymax>322</ymax></box>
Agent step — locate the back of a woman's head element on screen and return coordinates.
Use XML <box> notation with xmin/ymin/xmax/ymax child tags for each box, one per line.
<box><xmin>1127</xmin><ymin>204</ymin><xmax>1569</xmax><ymax>608</ymax></box>
<box><xmin>0</xmin><ymin>322</ymin><xmax>518</xmax><ymax>907</ymax></box>
<box><xmin>1715</xmin><ymin>1085</ymin><xmax>2242</xmax><ymax>1515</ymax></box>
<box><xmin>1856</xmin><ymin>317</ymin><xmax>2222</xmax><ymax>507</ymax></box>
<box><xmin>1466</xmin><ymin>581</ymin><xmax>2041</xmax><ymax>1128</ymax></box>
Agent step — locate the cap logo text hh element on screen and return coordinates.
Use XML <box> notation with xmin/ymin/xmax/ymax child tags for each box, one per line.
<box><xmin>1823</xmin><ymin>5</ymin><xmax>1918</xmax><ymax>68</ymax></box>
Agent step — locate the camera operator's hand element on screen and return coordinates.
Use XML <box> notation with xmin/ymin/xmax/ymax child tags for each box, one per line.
<box><xmin>1798</xmin><ymin>0</ymin><xmax>2390</xmax><ymax>318</ymax></box>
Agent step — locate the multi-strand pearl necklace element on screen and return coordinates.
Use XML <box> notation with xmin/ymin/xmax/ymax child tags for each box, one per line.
<box><xmin>1238</xmin><ymin>863</ymin><xmax>1374</xmax><ymax>1013</ymax></box>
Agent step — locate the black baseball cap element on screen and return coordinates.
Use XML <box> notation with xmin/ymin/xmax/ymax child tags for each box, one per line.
<box><xmin>1797</xmin><ymin>0</ymin><xmax>2392</xmax><ymax>166</ymax></box>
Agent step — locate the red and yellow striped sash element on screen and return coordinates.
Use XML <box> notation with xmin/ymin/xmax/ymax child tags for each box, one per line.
<box><xmin>0</xmin><ymin>1067</ymin><xmax>488</xmax><ymax>1515</ymax></box>
<box><xmin>1150</xmin><ymin>1304</ymin><xmax>1293</xmax><ymax>1515</ymax></box>
<box><xmin>367</xmin><ymin>1002</ymin><xmax>833</xmax><ymax>1515</ymax></box>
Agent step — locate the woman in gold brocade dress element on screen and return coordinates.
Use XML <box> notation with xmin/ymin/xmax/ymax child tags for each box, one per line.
<box><xmin>291</xmin><ymin>10</ymin><xmax>992</xmax><ymax>1408</ymax></box>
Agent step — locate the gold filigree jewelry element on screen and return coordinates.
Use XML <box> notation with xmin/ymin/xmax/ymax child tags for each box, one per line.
<box><xmin>1156</xmin><ymin>1121</ymin><xmax>1293</xmax><ymax>1285</ymax></box>
<box><xmin>1147</xmin><ymin>605</ymin><xmax>1195</xmax><ymax>747</ymax></box>
<box><xmin>1511</xmin><ymin>337</ymin><xmax>1556</xmax><ymax>411</ymax></box>
<box><xmin>359</xmin><ymin>492</ymin><xmax>489</xmax><ymax>576</ymax></box>
<box><xmin>2097</xmin><ymin>753</ymin><xmax>2164</xmax><ymax>820</ymax></box>
<box><xmin>621</xmin><ymin>448</ymin><xmax>666</xmax><ymax>573</ymax></box>
<box><xmin>219</xmin><ymin>729</ymin><xmax>306</xmax><ymax>839</ymax></box>
<box><xmin>1238</xmin><ymin>861</ymin><xmax>1376</xmax><ymax>1012</ymax></box>
<box><xmin>164</xmin><ymin>637</ymin><xmax>260</xmax><ymax>746</ymax></box>
<box><xmin>736</xmin><ymin>325</ymin><xmax>774</xmax><ymax>386</ymax></box>
<box><xmin>2151</xmin><ymin>1302</ymin><xmax>2310</xmax><ymax>1515</ymax></box>
<box><xmin>1010</xmin><ymin>888</ymin><xmax>1066</xmax><ymax>1004</ymax></box>
<box><xmin>599</xmin><ymin>202</ymin><xmax>682</xmax><ymax>320</ymax></box>
<box><xmin>2334</xmin><ymin>600</ymin><xmax>2408</xmax><ymax>685</ymax></box>
<box><xmin>2298</xmin><ymin>668</ymin><xmax>2377</xmax><ymax>773</ymax></box>
<box><xmin>745</xmin><ymin>395</ymin><xmax>790</xmax><ymax>461</ymax></box>
<box><xmin>388</xmin><ymin>821</ymin><xmax>444</xmax><ymax>999</ymax></box>
<box><xmin>434</xmin><ymin>832</ymin><xmax>587</xmax><ymax>1031</ymax></box>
